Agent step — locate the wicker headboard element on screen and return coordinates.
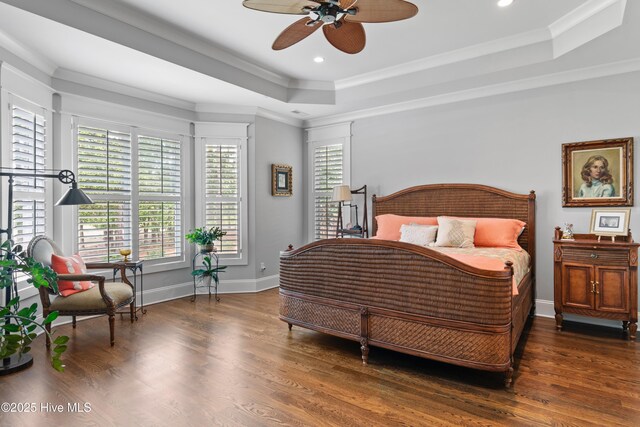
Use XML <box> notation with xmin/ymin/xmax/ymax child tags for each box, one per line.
<box><xmin>372</xmin><ymin>183</ymin><xmax>536</xmax><ymax>257</ymax></box>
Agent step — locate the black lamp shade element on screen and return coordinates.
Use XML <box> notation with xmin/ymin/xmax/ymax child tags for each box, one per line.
<box><xmin>55</xmin><ymin>183</ymin><xmax>94</xmax><ymax>206</ymax></box>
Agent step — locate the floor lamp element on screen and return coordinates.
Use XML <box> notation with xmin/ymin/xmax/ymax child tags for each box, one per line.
<box><xmin>0</xmin><ymin>167</ymin><xmax>93</xmax><ymax>375</ymax></box>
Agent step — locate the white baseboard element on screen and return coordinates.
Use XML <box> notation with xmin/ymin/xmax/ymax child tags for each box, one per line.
<box><xmin>535</xmin><ymin>298</ymin><xmax>639</xmax><ymax>329</ymax></box>
<box><xmin>139</xmin><ymin>274</ymin><xmax>280</xmax><ymax>306</ymax></box>
<box><xmin>20</xmin><ymin>275</ymin><xmax>281</xmax><ymax>332</ymax></box>
<box><xmin>534</xmin><ymin>299</ymin><xmax>556</xmax><ymax>318</ymax></box>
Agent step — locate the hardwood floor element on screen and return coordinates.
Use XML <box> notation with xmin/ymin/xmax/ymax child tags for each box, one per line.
<box><xmin>1</xmin><ymin>288</ymin><xmax>638</xmax><ymax>426</ymax></box>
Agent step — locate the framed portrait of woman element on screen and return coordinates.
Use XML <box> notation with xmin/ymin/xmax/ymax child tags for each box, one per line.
<box><xmin>562</xmin><ymin>137</ymin><xmax>634</xmax><ymax>207</ymax></box>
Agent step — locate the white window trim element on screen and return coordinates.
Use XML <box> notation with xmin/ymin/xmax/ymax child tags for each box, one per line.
<box><xmin>70</xmin><ymin>116</ymin><xmax>189</xmax><ymax>273</ymax></box>
<box><xmin>1</xmin><ymin>92</ymin><xmax>53</xmax><ymax>293</ymax></box>
<box><xmin>306</xmin><ymin>122</ymin><xmax>352</xmax><ymax>243</ymax></box>
<box><xmin>194</xmin><ymin>122</ymin><xmax>249</xmax><ymax>266</ymax></box>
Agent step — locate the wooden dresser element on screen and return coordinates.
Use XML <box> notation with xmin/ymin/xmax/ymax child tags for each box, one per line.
<box><xmin>553</xmin><ymin>227</ymin><xmax>638</xmax><ymax>340</ymax></box>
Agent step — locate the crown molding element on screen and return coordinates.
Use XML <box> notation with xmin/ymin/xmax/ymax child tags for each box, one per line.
<box><xmin>335</xmin><ymin>28</ymin><xmax>550</xmax><ymax>91</ymax></box>
<box><xmin>549</xmin><ymin>0</ymin><xmax>626</xmax><ymax>58</ymax></box>
<box><xmin>549</xmin><ymin>0</ymin><xmax>624</xmax><ymax>38</ymax></box>
<box><xmin>68</xmin><ymin>0</ymin><xmax>291</xmax><ymax>88</ymax></box>
<box><xmin>335</xmin><ymin>0</ymin><xmax>626</xmax><ymax>91</ymax></box>
<box><xmin>256</xmin><ymin>108</ymin><xmax>304</xmax><ymax>128</ymax></box>
<box><xmin>54</xmin><ymin>68</ymin><xmax>196</xmax><ymax>111</ymax></box>
<box><xmin>0</xmin><ymin>28</ymin><xmax>57</xmax><ymax>75</ymax></box>
<box><xmin>195</xmin><ymin>103</ymin><xmax>304</xmax><ymax>128</ymax></box>
<box><xmin>306</xmin><ymin>57</ymin><xmax>640</xmax><ymax>128</ymax></box>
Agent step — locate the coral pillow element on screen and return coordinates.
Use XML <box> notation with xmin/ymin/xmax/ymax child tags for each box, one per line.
<box><xmin>446</xmin><ymin>216</ymin><xmax>526</xmax><ymax>250</ymax></box>
<box><xmin>50</xmin><ymin>254</ymin><xmax>95</xmax><ymax>297</ymax></box>
<box><xmin>375</xmin><ymin>214</ymin><xmax>437</xmax><ymax>240</ymax></box>
<box><xmin>474</xmin><ymin>217</ymin><xmax>526</xmax><ymax>250</ymax></box>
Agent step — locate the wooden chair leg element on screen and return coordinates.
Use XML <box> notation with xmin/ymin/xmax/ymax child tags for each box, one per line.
<box><xmin>72</xmin><ymin>316</ymin><xmax>77</xmax><ymax>328</ymax></box>
<box><xmin>130</xmin><ymin>302</ymin><xmax>135</xmax><ymax>323</ymax></box>
<box><xmin>109</xmin><ymin>314</ymin><xmax>115</xmax><ymax>346</ymax></box>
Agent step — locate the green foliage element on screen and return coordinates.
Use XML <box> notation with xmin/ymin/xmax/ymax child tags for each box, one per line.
<box><xmin>185</xmin><ymin>226</ymin><xmax>226</xmax><ymax>245</ymax></box>
<box><xmin>0</xmin><ymin>240</ymin><xmax>68</xmax><ymax>372</ymax></box>
<box><xmin>191</xmin><ymin>256</ymin><xmax>227</xmax><ymax>286</ymax></box>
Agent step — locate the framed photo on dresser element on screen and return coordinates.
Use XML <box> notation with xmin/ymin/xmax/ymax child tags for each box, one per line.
<box><xmin>589</xmin><ymin>208</ymin><xmax>631</xmax><ymax>237</ymax></box>
<box><xmin>562</xmin><ymin>137</ymin><xmax>633</xmax><ymax>207</ymax></box>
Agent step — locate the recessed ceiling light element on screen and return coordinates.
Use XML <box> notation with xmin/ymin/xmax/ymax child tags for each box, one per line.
<box><xmin>313</xmin><ymin>56</ymin><xmax>324</xmax><ymax>63</ymax></box>
<box><xmin>497</xmin><ymin>0</ymin><xmax>513</xmax><ymax>7</ymax></box>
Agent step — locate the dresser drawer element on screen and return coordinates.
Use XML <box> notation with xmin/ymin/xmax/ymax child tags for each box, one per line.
<box><xmin>562</xmin><ymin>248</ymin><xmax>629</xmax><ymax>265</ymax></box>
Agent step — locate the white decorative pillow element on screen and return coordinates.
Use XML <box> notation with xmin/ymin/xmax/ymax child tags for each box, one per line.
<box><xmin>434</xmin><ymin>217</ymin><xmax>477</xmax><ymax>248</ymax></box>
<box><xmin>400</xmin><ymin>224</ymin><xmax>438</xmax><ymax>247</ymax></box>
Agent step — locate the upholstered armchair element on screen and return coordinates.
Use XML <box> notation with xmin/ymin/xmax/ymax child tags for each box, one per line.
<box><xmin>27</xmin><ymin>236</ymin><xmax>135</xmax><ymax>347</ymax></box>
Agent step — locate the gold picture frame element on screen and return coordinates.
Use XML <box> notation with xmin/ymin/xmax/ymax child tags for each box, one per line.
<box><xmin>272</xmin><ymin>164</ymin><xmax>292</xmax><ymax>197</ymax></box>
<box><xmin>589</xmin><ymin>208</ymin><xmax>631</xmax><ymax>237</ymax></box>
<box><xmin>562</xmin><ymin>137</ymin><xmax>634</xmax><ymax>207</ymax></box>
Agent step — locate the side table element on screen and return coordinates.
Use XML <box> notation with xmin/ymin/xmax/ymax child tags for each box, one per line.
<box><xmin>112</xmin><ymin>260</ymin><xmax>145</xmax><ymax>320</ymax></box>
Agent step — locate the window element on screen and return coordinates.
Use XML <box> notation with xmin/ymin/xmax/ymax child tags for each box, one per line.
<box><xmin>194</xmin><ymin>122</ymin><xmax>248</xmax><ymax>265</ymax></box>
<box><xmin>138</xmin><ymin>136</ymin><xmax>181</xmax><ymax>260</ymax></box>
<box><xmin>307</xmin><ymin>123</ymin><xmax>351</xmax><ymax>242</ymax></box>
<box><xmin>10</xmin><ymin>105</ymin><xmax>47</xmax><ymax>247</ymax></box>
<box><xmin>75</xmin><ymin>122</ymin><xmax>184</xmax><ymax>264</ymax></box>
<box><xmin>204</xmin><ymin>143</ymin><xmax>240</xmax><ymax>255</ymax></box>
<box><xmin>313</xmin><ymin>144</ymin><xmax>343</xmax><ymax>240</ymax></box>
<box><xmin>76</xmin><ymin>125</ymin><xmax>132</xmax><ymax>262</ymax></box>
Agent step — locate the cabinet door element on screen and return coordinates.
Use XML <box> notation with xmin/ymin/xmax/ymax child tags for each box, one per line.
<box><xmin>562</xmin><ymin>263</ymin><xmax>594</xmax><ymax>309</ymax></box>
<box><xmin>594</xmin><ymin>266</ymin><xmax>629</xmax><ymax>313</ymax></box>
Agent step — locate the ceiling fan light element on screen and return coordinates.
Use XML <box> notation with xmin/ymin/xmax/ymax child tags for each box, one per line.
<box><xmin>497</xmin><ymin>0</ymin><xmax>514</xmax><ymax>7</ymax></box>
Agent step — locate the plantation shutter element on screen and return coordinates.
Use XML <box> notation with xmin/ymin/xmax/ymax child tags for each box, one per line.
<box><xmin>138</xmin><ymin>136</ymin><xmax>182</xmax><ymax>260</ymax></box>
<box><xmin>313</xmin><ymin>144</ymin><xmax>343</xmax><ymax>240</ymax></box>
<box><xmin>11</xmin><ymin>106</ymin><xmax>47</xmax><ymax>247</ymax></box>
<box><xmin>77</xmin><ymin>125</ymin><xmax>132</xmax><ymax>262</ymax></box>
<box><xmin>204</xmin><ymin>144</ymin><xmax>240</xmax><ymax>255</ymax></box>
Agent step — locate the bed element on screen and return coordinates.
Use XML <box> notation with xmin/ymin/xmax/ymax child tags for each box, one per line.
<box><xmin>279</xmin><ymin>184</ymin><xmax>535</xmax><ymax>386</ymax></box>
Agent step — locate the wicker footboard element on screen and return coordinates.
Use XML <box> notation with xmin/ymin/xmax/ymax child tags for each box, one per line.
<box><xmin>280</xmin><ymin>290</ymin><xmax>513</xmax><ymax>370</ymax></box>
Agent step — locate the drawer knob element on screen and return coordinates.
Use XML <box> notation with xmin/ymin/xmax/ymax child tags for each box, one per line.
<box><xmin>590</xmin><ymin>253</ymin><xmax>598</xmax><ymax>259</ymax></box>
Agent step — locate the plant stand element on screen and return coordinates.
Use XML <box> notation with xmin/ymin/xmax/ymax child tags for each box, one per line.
<box><xmin>191</xmin><ymin>250</ymin><xmax>220</xmax><ymax>302</ymax></box>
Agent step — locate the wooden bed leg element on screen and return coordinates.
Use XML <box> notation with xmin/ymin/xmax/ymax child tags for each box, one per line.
<box><xmin>360</xmin><ymin>338</ymin><xmax>369</xmax><ymax>365</ymax></box>
<box><xmin>505</xmin><ymin>367</ymin><xmax>514</xmax><ymax>387</ymax></box>
<box><xmin>287</xmin><ymin>323</ymin><xmax>292</xmax><ymax>331</ymax></box>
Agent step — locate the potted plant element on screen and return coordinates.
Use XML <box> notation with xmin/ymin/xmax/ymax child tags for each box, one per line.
<box><xmin>190</xmin><ymin>255</ymin><xmax>227</xmax><ymax>287</ymax></box>
<box><xmin>0</xmin><ymin>241</ymin><xmax>68</xmax><ymax>372</ymax></box>
<box><xmin>185</xmin><ymin>226</ymin><xmax>226</xmax><ymax>253</ymax></box>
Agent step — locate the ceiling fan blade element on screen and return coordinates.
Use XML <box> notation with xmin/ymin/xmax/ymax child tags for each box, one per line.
<box><xmin>273</xmin><ymin>17</ymin><xmax>322</xmax><ymax>50</ymax></box>
<box><xmin>243</xmin><ymin>0</ymin><xmax>319</xmax><ymax>15</ymax></box>
<box><xmin>345</xmin><ymin>0</ymin><xmax>418</xmax><ymax>23</ymax></box>
<box><xmin>339</xmin><ymin>0</ymin><xmax>358</xmax><ymax>8</ymax></box>
<box><xmin>323</xmin><ymin>20</ymin><xmax>365</xmax><ymax>54</ymax></box>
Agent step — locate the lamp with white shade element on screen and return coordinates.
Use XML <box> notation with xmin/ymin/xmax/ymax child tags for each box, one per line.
<box><xmin>331</xmin><ymin>184</ymin><xmax>368</xmax><ymax>238</ymax></box>
<box><xmin>332</xmin><ymin>185</ymin><xmax>352</xmax><ymax>237</ymax></box>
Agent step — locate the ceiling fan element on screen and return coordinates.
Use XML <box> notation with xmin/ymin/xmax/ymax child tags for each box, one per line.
<box><xmin>242</xmin><ymin>0</ymin><xmax>419</xmax><ymax>54</ymax></box>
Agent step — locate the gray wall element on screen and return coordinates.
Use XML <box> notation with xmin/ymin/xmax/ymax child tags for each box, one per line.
<box><xmin>351</xmin><ymin>71</ymin><xmax>640</xmax><ymax>307</ymax></box>
<box><xmin>254</xmin><ymin>116</ymin><xmax>305</xmax><ymax>278</ymax></box>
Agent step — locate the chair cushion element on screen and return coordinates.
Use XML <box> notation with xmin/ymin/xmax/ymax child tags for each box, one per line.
<box><xmin>51</xmin><ymin>254</ymin><xmax>95</xmax><ymax>296</ymax></box>
<box><xmin>50</xmin><ymin>282</ymin><xmax>134</xmax><ymax>312</ymax></box>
